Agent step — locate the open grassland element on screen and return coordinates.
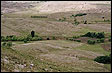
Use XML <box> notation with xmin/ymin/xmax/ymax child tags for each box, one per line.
<box><xmin>1</xmin><ymin>40</ymin><xmax>111</xmax><ymax>72</ymax></box>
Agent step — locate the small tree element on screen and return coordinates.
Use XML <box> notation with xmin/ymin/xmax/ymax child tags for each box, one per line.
<box><xmin>31</xmin><ymin>31</ymin><xmax>35</xmax><ymax>37</ymax></box>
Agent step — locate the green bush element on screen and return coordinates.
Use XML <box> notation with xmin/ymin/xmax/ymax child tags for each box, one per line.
<box><xmin>109</xmin><ymin>37</ymin><xmax>111</xmax><ymax>42</ymax></box>
<box><xmin>75</xmin><ymin>13</ymin><xmax>87</xmax><ymax>17</ymax></box>
<box><xmin>24</xmin><ymin>39</ymin><xmax>28</xmax><ymax>43</ymax></box>
<box><xmin>97</xmin><ymin>39</ymin><xmax>101</xmax><ymax>43</ymax></box>
<box><xmin>94</xmin><ymin>56</ymin><xmax>111</xmax><ymax>64</ymax></box>
<box><xmin>87</xmin><ymin>40</ymin><xmax>95</xmax><ymax>44</ymax></box>
<box><xmin>84</xmin><ymin>32</ymin><xmax>105</xmax><ymax>39</ymax></box>
<box><xmin>7</xmin><ymin>42</ymin><xmax>12</xmax><ymax>47</ymax></box>
<box><xmin>2</xmin><ymin>42</ymin><xmax>7</xmax><ymax>46</ymax></box>
<box><xmin>52</xmin><ymin>37</ymin><xmax>56</xmax><ymax>40</ymax></box>
<box><xmin>37</xmin><ymin>37</ymin><xmax>43</xmax><ymax>41</ymax></box>
<box><xmin>68</xmin><ymin>38</ymin><xmax>74</xmax><ymax>41</ymax></box>
<box><xmin>2</xmin><ymin>42</ymin><xmax>12</xmax><ymax>47</ymax></box>
<box><xmin>1</xmin><ymin>36</ymin><xmax>5</xmax><ymax>41</ymax></box>
<box><xmin>31</xmin><ymin>37</ymin><xmax>38</xmax><ymax>41</ymax></box>
<box><xmin>1</xmin><ymin>35</ymin><xmax>18</xmax><ymax>41</ymax></box>
<box><xmin>97</xmin><ymin>38</ymin><xmax>104</xmax><ymax>43</ymax></box>
<box><xmin>17</xmin><ymin>36</ymin><xmax>24</xmax><ymax>41</ymax></box>
<box><xmin>100</xmin><ymin>38</ymin><xmax>104</xmax><ymax>43</ymax></box>
<box><xmin>96</xmin><ymin>32</ymin><xmax>105</xmax><ymax>39</ymax></box>
<box><xmin>76</xmin><ymin>40</ymin><xmax>81</xmax><ymax>42</ymax></box>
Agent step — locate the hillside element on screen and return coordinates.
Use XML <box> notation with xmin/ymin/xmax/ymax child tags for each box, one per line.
<box><xmin>1</xmin><ymin>1</ymin><xmax>111</xmax><ymax>72</ymax></box>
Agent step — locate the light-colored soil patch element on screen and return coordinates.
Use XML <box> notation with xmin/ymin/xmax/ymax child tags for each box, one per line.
<box><xmin>101</xmin><ymin>43</ymin><xmax>111</xmax><ymax>51</ymax></box>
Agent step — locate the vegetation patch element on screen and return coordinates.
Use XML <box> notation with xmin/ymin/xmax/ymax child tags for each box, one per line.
<box><xmin>94</xmin><ymin>55</ymin><xmax>111</xmax><ymax>64</ymax></box>
<box><xmin>31</xmin><ymin>16</ymin><xmax>47</xmax><ymax>18</ymax></box>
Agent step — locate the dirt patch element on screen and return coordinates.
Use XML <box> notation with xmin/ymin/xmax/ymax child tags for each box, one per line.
<box><xmin>101</xmin><ymin>43</ymin><xmax>111</xmax><ymax>51</ymax></box>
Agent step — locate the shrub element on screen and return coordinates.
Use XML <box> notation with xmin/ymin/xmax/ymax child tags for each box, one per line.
<box><xmin>1</xmin><ymin>36</ymin><xmax>5</xmax><ymax>41</ymax></box>
<box><xmin>94</xmin><ymin>56</ymin><xmax>111</xmax><ymax>64</ymax></box>
<box><xmin>31</xmin><ymin>37</ymin><xmax>38</xmax><ymax>41</ymax></box>
<box><xmin>52</xmin><ymin>37</ymin><xmax>56</xmax><ymax>40</ymax></box>
<box><xmin>87</xmin><ymin>40</ymin><xmax>95</xmax><ymax>44</ymax></box>
<box><xmin>76</xmin><ymin>40</ymin><xmax>81</xmax><ymax>42</ymax></box>
<box><xmin>97</xmin><ymin>39</ymin><xmax>101</xmax><ymax>43</ymax></box>
<box><xmin>75</xmin><ymin>13</ymin><xmax>87</xmax><ymax>17</ymax></box>
<box><xmin>109</xmin><ymin>37</ymin><xmax>111</xmax><ymax>42</ymax></box>
<box><xmin>17</xmin><ymin>37</ymin><xmax>24</xmax><ymax>41</ymax></box>
<box><xmin>84</xmin><ymin>32</ymin><xmax>105</xmax><ymax>39</ymax></box>
<box><xmin>97</xmin><ymin>38</ymin><xmax>104</xmax><ymax>43</ymax></box>
<box><xmin>24</xmin><ymin>39</ymin><xmax>28</xmax><ymax>43</ymax></box>
<box><xmin>7</xmin><ymin>42</ymin><xmax>12</xmax><ymax>47</ymax></box>
<box><xmin>96</xmin><ymin>32</ymin><xmax>105</xmax><ymax>39</ymax></box>
<box><xmin>47</xmin><ymin>37</ymin><xmax>50</xmax><ymax>40</ymax></box>
<box><xmin>37</xmin><ymin>37</ymin><xmax>43</xmax><ymax>41</ymax></box>
<box><xmin>12</xmin><ymin>35</ymin><xmax>17</xmax><ymax>41</ymax></box>
<box><xmin>100</xmin><ymin>38</ymin><xmax>104</xmax><ymax>43</ymax></box>
<box><xmin>2</xmin><ymin>42</ymin><xmax>7</xmax><ymax>46</ymax></box>
<box><xmin>68</xmin><ymin>38</ymin><xmax>74</xmax><ymax>41</ymax></box>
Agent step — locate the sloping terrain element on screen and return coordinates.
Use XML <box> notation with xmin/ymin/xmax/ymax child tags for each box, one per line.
<box><xmin>1</xmin><ymin>1</ymin><xmax>111</xmax><ymax>72</ymax></box>
<box><xmin>1</xmin><ymin>40</ymin><xmax>111</xmax><ymax>72</ymax></box>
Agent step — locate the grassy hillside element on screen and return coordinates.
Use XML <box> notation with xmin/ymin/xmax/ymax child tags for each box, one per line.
<box><xmin>1</xmin><ymin>1</ymin><xmax>111</xmax><ymax>72</ymax></box>
<box><xmin>1</xmin><ymin>40</ymin><xmax>111</xmax><ymax>72</ymax></box>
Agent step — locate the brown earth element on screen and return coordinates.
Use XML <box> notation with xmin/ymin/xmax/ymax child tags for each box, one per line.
<box><xmin>101</xmin><ymin>43</ymin><xmax>111</xmax><ymax>51</ymax></box>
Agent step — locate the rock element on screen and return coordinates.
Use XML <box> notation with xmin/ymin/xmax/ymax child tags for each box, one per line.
<box><xmin>24</xmin><ymin>64</ymin><xmax>27</xmax><ymax>67</ymax></box>
<box><xmin>14</xmin><ymin>69</ymin><xmax>20</xmax><ymax>72</ymax></box>
<box><xmin>27</xmin><ymin>71</ymin><xmax>31</xmax><ymax>72</ymax></box>
<box><xmin>3</xmin><ymin>58</ymin><xmax>9</xmax><ymax>64</ymax></box>
<box><xmin>30</xmin><ymin>64</ymin><xmax>34</xmax><ymax>67</ymax></box>
<box><xmin>18</xmin><ymin>64</ymin><xmax>24</xmax><ymax>69</ymax></box>
<box><xmin>44</xmin><ymin>68</ymin><xmax>48</xmax><ymax>71</ymax></box>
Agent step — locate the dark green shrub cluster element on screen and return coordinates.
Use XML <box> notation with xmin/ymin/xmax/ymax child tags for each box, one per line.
<box><xmin>96</xmin><ymin>38</ymin><xmax>104</xmax><ymax>43</ymax></box>
<box><xmin>67</xmin><ymin>36</ymin><xmax>80</xmax><ymax>41</ymax></box>
<box><xmin>31</xmin><ymin>16</ymin><xmax>47</xmax><ymax>18</ymax></box>
<box><xmin>67</xmin><ymin>38</ymin><xmax>74</xmax><ymax>41</ymax></box>
<box><xmin>94</xmin><ymin>55</ymin><xmax>111</xmax><ymax>64</ymax></box>
<box><xmin>75</xmin><ymin>40</ymin><xmax>81</xmax><ymax>42</ymax></box>
<box><xmin>83</xmin><ymin>32</ymin><xmax>105</xmax><ymax>39</ymax></box>
<box><xmin>74</xmin><ymin>13</ymin><xmax>87</xmax><ymax>17</ymax></box>
<box><xmin>1</xmin><ymin>35</ymin><xmax>18</xmax><ymax>41</ymax></box>
<box><xmin>2</xmin><ymin>42</ymin><xmax>12</xmax><ymax>47</ymax></box>
<box><xmin>87</xmin><ymin>40</ymin><xmax>95</xmax><ymax>44</ymax></box>
<box><xmin>1</xmin><ymin>34</ymin><xmax>43</xmax><ymax>42</ymax></box>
